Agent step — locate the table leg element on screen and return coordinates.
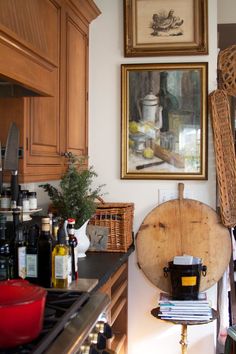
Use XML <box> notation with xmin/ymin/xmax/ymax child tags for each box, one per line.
<box><xmin>179</xmin><ymin>324</ymin><xmax>188</xmax><ymax>354</ymax></box>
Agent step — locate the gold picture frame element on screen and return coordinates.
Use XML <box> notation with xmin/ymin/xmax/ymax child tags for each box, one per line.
<box><xmin>121</xmin><ymin>62</ymin><xmax>208</xmax><ymax>180</ymax></box>
<box><xmin>124</xmin><ymin>0</ymin><xmax>208</xmax><ymax>57</ymax></box>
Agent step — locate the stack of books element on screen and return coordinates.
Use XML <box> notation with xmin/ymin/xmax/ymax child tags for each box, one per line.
<box><xmin>158</xmin><ymin>293</ymin><xmax>212</xmax><ymax>321</ymax></box>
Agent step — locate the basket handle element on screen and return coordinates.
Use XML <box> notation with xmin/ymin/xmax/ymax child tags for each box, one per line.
<box><xmin>96</xmin><ymin>196</ymin><xmax>105</xmax><ymax>204</ymax></box>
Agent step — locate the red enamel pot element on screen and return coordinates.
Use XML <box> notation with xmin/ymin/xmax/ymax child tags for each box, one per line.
<box><xmin>0</xmin><ymin>279</ymin><xmax>47</xmax><ymax>348</ymax></box>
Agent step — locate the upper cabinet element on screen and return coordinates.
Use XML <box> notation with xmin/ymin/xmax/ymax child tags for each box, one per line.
<box><xmin>0</xmin><ymin>0</ymin><xmax>100</xmax><ymax>182</ymax></box>
<box><xmin>0</xmin><ymin>0</ymin><xmax>59</xmax><ymax>95</ymax></box>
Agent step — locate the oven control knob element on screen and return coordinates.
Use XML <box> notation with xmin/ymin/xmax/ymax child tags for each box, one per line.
<box><xmin>96</xmin><ymin>332</ymin><xmax>107</xmax><ymax>350</ymax></box>
<box><xmin>80</xmin><ymin>344</ymin><xmax>90</xmax><ymax>354</ymax></box>
<box><xmin>89</xmin><ymin>344</ymin><xmax>100</xmax><ymax>354</ymax></box>
<box><xmin>88</xmin><ymin>332</ymin><xmax>98</xmax><ymax>344</ymax></box>
<box><xmin>103</xmin><ymin>323</ymin><xmax>112</xmax><ymax>339</ymax></box>
<box><xmin>95</xmin><ymin>321</ymin><xmax>112</xmax><ymax>339</ymax></box>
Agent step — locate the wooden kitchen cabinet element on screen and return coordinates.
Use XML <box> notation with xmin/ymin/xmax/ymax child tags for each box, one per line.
<box><xmin>0</xmin><ymin>0</ymin><xmax>100</xmax><ymax>182</ymax></box>
<box><xmin>0</xmin><ymin>0</ymin><xmax>59</xmax><ymax>96</ymax></box>
<box><xmin>100</xmin><ymin>262</ymin><xmax>128</xmax><ymax>354</ymax></box>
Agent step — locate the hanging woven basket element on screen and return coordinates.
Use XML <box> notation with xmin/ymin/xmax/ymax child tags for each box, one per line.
<box><xmin>218</xmin><ymin>44</ymin><xmax>236</xmax><ymax>96</ymax></box>
<box><xmin>209</xmin><ymin>89</ymin><xmax>236</xmax><ymax>227</ymax></box>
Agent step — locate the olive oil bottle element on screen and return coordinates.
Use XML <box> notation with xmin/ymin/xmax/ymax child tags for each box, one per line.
<box><xmin>52</xmin><ymin>226</ymin><xmax>70</xmax><ymax>288</ymax></box>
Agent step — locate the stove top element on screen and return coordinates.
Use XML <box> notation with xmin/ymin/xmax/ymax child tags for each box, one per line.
<box><xmin>0</xmin><ymin>290</ymin><xmax>90</xmax><ymax>354</ymax></box>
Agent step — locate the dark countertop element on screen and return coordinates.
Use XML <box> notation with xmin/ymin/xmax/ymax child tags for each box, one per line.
<box><xmin>78</xmin><ymin>245</ymin><xmax>135</xmax><ymax>292</ymax></box>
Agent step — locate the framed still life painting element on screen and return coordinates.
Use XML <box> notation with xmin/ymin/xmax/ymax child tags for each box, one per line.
<box><xmin>121</xmin><ymin>62</ymin><xmax>208</xmax><ymax>180</ymax></box>
<box><xmin>124</xmin><ymin>0</ymin><xmax>208</xmax><ymax>56</ymax></box>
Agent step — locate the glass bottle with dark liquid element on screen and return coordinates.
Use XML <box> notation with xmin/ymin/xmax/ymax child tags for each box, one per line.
<box><xmin>12</xmin><ymin>208</ymin><xmax>26</xmax><ymax>279</ymax></box>
<box><xmin>26</xmin><ymin>224</ymin><xmax>39</xmax><ymax>284</ymax></box>
<box><xmin>0</xmin><ymin>214</ymin><xmax>13</xmax><ymax>280</ymax></box>
<box><xmin>37</xmin><ymin>217</ymin><xmax>53</xmax><ymax>287</ymax></box>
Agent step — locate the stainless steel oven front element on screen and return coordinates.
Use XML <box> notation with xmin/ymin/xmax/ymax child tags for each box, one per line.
<box><xmin>46</xmin><ymin>292</ymin><xmax>112</xmax><ymax>354</ymax></box>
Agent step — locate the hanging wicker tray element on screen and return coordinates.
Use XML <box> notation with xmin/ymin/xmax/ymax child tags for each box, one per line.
<box><xmin>209</xmin><ymin>89</ymin><xmax>236</xmax><ymax>227</ymax></box>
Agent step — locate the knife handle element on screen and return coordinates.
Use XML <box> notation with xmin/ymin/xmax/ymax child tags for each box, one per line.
<box><xmin>11</xmin><ymin>172</ymin><xmax>18</xmax><ymax>205</ymax></box>
<box><xmin>0</xmin><ymin>169</ymin><xmax>2</xmax><ymax>195</ymax></box>
<box><xmin>136</xmin><ymin>161</ymin><xmax>164</xmax><ymax>170</ymax></box>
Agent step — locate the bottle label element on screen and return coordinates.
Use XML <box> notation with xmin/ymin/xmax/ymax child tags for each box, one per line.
<box><xmin>29</xmin><ymin>198</ymin><xmax>37</xmax><ymax>210</ymax></box>
<box><xmin>18</xmin><ymin>246</ymin><xmax>26</xmax><ymax>278</ymax></box>
<box><xmin>22</xmin><ymin>199</ymin><xmax>30</xmax><ymax>212</ymax></box>
<box><xmin>0</xmin><ymin>197</ymin><xmax>11</xmax><ymax>209</ymax></box>
<box><xmin>42</xmin><ymin>224</ymin><xmax>50</xmax><ymax>232</ymax></box>
<box><xmin>55</xmin><ymin>256</ymin><xmax>68</xmax><ymax>279</ymax></box>
<box><xmin>0</xmin><ymin>258</ymin><xmax>8</xmax><ymax>280</ymax></box>
<box><xmin>26</xmin><ymin>254</ymin><xmax>38</xmax><ymax>278</ymax></box>
<box><xmin>74</xmin><ymin>247</ymin><xmax>78</xmax><ymax>272</ymax></box>
<box><xmin>67</xmin><ymin>254</ymin><xmax>72</xmax><ymax>285</ymax></box>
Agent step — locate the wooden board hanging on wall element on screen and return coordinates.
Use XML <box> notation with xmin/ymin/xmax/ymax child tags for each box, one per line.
<box><xmin>136</xmin><ymin>183</ymin><xmax>231</xmax><ymax>292</ymax></box>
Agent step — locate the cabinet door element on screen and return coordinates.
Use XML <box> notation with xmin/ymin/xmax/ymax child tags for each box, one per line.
<box><xmin>63</xmin><ymin>9</ymin><xmax>88</xmax><ymax>158</ymax></box>
<box><xmin>0</xmin><ymin>0</ymin><xmax>60</xmax><ymax>95</ymax></box>
<box><xmin>25</xmin><ymin>92</ymin><xmax>62</xmax><ymax>171</ymax></box>
<box><xmin>22</xmin><ymin>0</ymin><xmax>62</xmax><ymax>180</ymax></box>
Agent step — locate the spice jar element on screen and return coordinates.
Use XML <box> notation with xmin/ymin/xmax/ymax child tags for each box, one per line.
<box><xmin>29</xmin><ymin>192</ymin><xmax>37</xmax><ymax>210</ymax></box>
<box><xmin>22</xmin><ymin>190</ymin><xmax>30</xmax><ymax>212</ymax></box>
<box><xmin>0</xmin><ymin>189</ymin><xmax>11</xmax><ymax>210</ymax></box>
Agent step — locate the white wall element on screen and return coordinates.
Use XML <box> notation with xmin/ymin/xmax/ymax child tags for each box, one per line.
<box><xmin>89</xmin><ymin>1</ymin><xmax>218</xmax><ymax>354</ymax></box>
<box><xmin>218</xmin><ymin>0</ymin><xmax>236</xmax><ymax>23</ymax></box>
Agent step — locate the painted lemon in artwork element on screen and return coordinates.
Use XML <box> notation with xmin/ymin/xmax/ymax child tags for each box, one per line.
<box><xmin>129</xmin><ymin>139</ymin><xmax>135</xmax><ymax>148</ymax></box>
<box><xmin>143</xmin><ymin>147</ymin><xmax>154</xmax><ymax>159</ymax></box>
<box><xmin>129</xmin><ymin>121</ymin><xmax>139</xmax><ymax>134</ymax></box>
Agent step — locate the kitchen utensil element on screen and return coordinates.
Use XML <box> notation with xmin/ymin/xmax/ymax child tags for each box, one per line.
<box><xmin>136</xmin><ymin>183</ymin><xmax>231</xmax><ymax>293</ymax></box>
<box><xmin>136</xmin><ymin>160</ymin><xmax>165</xmax><ymax>170</ymax></box>
<box><xmin>0</xmin><ymin>140</ymin><xmax>2</xmax><ymax>194</ymax></box>
<box><xmin>0</xmin><ymin>279</ymin><xmax>47</xmax><ymax>348</ymax></box>
<box><xmin>4</xmin><ymin>122</ymin><xmax>19</xmax><ymax>206</ymax></box>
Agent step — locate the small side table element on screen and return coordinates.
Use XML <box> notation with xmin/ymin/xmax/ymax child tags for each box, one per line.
<box><xmin>151</xmin><ymin>307</ymin><xmax>218</xmax><ymax>354</ymax></box>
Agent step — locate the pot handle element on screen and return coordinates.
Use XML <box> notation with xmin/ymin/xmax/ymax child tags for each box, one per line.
<box><xmin>163</xmin><ymin>267</ymin><xmax>169</xmax><ymax>278</ymax></box>
<box><xmin>202</xmin><ymin>265</ymin><xmax>207</xmax><ymax>276</ymax></box>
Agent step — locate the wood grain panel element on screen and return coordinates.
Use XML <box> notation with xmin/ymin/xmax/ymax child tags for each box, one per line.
<box><xmin>0</xmin><ymin>0</ymin><xmax>60</xmax><ymax>65</ymax></box>
<box><xmin>66</xmin><ymin>15</ymin><xmax>87</xmax><ymax>156</ymax></box>
<box><xmin>136</xmin><ymin>184</ymin><xmax>232</xmax><ymax>292</ymax></box>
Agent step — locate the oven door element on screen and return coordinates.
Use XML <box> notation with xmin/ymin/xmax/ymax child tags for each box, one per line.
<box><xmin>46</xmin><ymin>292</ymin><xmax>111</xmax><ymax>354</ymax></box>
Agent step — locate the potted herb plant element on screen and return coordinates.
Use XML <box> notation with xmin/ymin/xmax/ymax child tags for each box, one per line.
<box><xmin>40</xmin><ymin>153</ymin><xmax>104</xmax><ymax>257</ymax></box>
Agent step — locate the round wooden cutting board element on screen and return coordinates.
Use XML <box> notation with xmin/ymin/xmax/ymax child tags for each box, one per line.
<box><xmin>136</xmin><ymin>183</ymin><xmax>232</xmax><ymax>292</ymax></box>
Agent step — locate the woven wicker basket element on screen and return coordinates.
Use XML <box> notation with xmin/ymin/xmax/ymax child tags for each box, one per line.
<box><xmin>218</xmin><ymin>45</ymin><xmax>236</xmax><ymax>96</ymax></box>
<box><xmin>209</xmin><ymin>89</ymin><xmax>236</xmax><ymax>227</ymax></box>
<box><xmin>89</xmin><ymin>200</ymin><xmax>134</xmax><ymax>252</ymax></box>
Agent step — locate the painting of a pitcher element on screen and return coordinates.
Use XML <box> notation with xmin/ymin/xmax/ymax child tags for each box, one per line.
<box><xmin>121</xmin><ymin>62</ymin><xmax>208</xmax><ymax>180</ymax></box>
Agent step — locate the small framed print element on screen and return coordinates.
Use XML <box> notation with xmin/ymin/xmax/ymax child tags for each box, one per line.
<box><xmin>124</xmin><ymin>0</ymin><xmax>208</xmax><ymax>57</ymax></box>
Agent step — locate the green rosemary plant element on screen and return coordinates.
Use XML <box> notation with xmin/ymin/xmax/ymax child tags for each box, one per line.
<box><xmin>39</xmin><ymin>154</ymin><xmax>104</xmax><ymax>229</ymax></box>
